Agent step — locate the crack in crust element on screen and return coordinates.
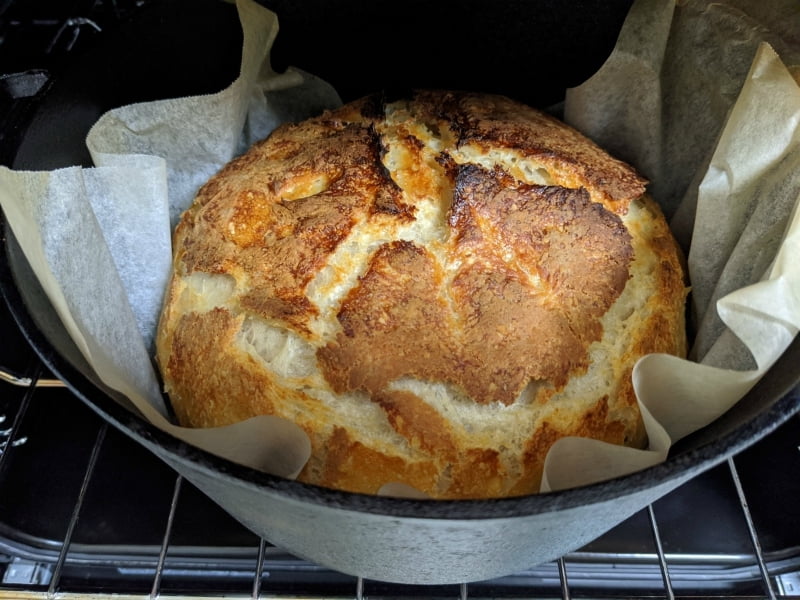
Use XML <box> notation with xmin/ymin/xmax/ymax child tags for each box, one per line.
<box><xmin>319</xmin><ymin>166</ymin><xmax>632</xmax><ymax>404</ymax></box>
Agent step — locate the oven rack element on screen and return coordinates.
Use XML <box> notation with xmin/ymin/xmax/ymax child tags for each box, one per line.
<box><xmin>1</xmin><ymin>344</ymin><xmax>799</xmax><ymax>599</ymax></box>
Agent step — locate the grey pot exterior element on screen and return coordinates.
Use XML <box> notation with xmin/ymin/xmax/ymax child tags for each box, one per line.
<box><xmin>159</xmin><ymin>446</ymin><xmax>696</xmax><ymax>585</ymax></box>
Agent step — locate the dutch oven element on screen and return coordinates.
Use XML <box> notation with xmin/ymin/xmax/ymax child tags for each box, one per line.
<box><xmin>2</xmin><ymin>0</ymin><xmax>799</xmax><ymax>585</ymax></box>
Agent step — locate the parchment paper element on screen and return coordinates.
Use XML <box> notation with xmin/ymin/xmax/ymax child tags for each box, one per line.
<box><xmin>0</xmin><ymin>0</ymin><xmax>344</xmax><ymax>479</ymax></box>
<box><xmin>0</xmin><ymin>0</ymin><xmax>799</xmax><ymax>493</ymax></box>
<box><xmin>545</xmin><ymin>0</ymin><xmax>800</xmax><ymax>491</ymax></box>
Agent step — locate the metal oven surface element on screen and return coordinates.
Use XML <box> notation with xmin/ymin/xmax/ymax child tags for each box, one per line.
<box><xmin>1</xmin><ymin>1</ymin><xmax>799</xmax><ymax>598</ymax></box>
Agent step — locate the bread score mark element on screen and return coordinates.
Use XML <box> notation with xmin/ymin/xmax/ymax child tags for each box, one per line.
<box><xmin>317</xmin><ymin>166</ymin><xmax>633</xmax><ymax>405</ymax></box>
<box><xmin>410</xmin><ymin>90</ymin><xmax>646</xmax><ymax>211</ymax></box>
<box><xmin>179</xmin><ymin>119</ymin><xmax>405</xmax><ymax>334</ymax></box>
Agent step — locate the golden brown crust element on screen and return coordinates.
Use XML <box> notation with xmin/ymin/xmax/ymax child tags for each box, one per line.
<box><xmin>317</xmin><ymin>240</ymin><xmax>460</xmax><ymax>397</ymax></box>
<box><xmin>156</xmin><ymin>90</ymin><xmax>687</xmax><ymax>499</ymax></box>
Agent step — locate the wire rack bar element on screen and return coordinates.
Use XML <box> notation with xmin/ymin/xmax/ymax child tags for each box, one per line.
<box><xmin>557</xmin><ymin>557</ymin><xmax>571</xmax><ymax>600</ymax></box>
<box><xmin>151</xmin><ymin>474</ymin><xmax>184</xmax><ymax>599</ymax></box>
<box><xmin>647</xmin><ymin>503</ymin><xmax>675</xmax><ymax>600</ymax></box>
<box><xmin>252</xmin><ymin>537</ymin><xmax>267</xmax><ymax>599</ymax></box>
<box><xmin>47</xmin><ymin>421</ymin><xmax>108</xmax><ymax>598</ymax></box>
<box><xmin>728</xmin><ymin>456</ymin><xmax>777</xmax><ymax>600</ymax></box>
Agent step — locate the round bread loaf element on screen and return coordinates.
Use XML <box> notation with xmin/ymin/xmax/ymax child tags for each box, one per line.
<box><xmin>156</xmin><ymin>90</ymin><xmax>687</xmax><ymax>499</ymax></box>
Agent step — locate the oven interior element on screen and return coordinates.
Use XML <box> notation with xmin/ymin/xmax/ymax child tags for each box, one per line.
<box><xmin>1</xmin><ymin>1</ymin><xmax>799</xmax><ymax>598</ymax></box>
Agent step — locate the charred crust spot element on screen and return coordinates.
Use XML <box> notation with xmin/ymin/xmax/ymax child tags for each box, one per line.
<box><xmin>372</xmin><ymin>186</ymin><xmax>416</xmax><ymax>219</ymax></box>
<box><xmin>369</xmin><ymin>128</ymin><xmax>416</xmax><ymax>220</ymax></box>
<box><xmin>435</xmin><ymin>152</ymin><xmax>459</xmax><ymax>182</ymax></box>
<box><xmin>358</xmin><ymin>93</ymin><xmax>386</xmax><ymax>121</ymax></box>
<box><xmin>403</xmin><ymin>134</ymin><xmax>425</xmax><ymax>152</ymax></box>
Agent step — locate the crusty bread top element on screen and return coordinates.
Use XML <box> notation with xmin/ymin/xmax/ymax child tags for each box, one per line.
<box><xmin>166</xmin><ymin>91</ymin><xmax>647</xmax><ymax>403</ymax></box>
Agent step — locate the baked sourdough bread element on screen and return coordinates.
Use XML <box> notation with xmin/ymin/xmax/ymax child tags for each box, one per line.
<box><xmin>156</xmin><ymin>90</ymin><xmax>687</xmax><ymax>499</ymax></box>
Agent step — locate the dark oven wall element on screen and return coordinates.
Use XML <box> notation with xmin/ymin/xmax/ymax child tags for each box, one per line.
<box><xmin>1</xmin><ymin>0</ymin><xmax>635</xmax><ymax>111</ymax></box>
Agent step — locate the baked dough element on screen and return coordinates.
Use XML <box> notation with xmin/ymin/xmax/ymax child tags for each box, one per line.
<box><xmin>156</xmin><ymin>90</ymin><xmax>687</xmax><ymax>499</ymax></box>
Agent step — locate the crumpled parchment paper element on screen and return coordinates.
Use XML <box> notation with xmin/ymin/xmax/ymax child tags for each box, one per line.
<box><xmin>0</xmin><ymin>0</ymin><xmax>798</xmax><ymax>494</ymax></box>
<box><xmin>546</xmin><ymin>0</ymin><xmax>800</xmax><ymax>491</ymax></box>
<box><xmin>0</xmin><ymin>0</ymin><xmax>343</xmax><ymax>479</ymax></box>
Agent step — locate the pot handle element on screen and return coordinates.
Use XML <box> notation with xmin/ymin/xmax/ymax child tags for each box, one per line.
<box><xmin>1</xmin><ymin>71</ymin><xmax>62</xmax><ymax>389</ymax></box>
<box><xmin>0</xmin><ymin>366</ymin><xmax>64</xmax><ymax>388</ymax></box>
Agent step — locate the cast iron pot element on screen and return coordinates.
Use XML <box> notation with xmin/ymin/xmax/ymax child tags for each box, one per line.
<box><xmin>2</xmin><ymin>0</ymin><xmax>800</xmax><ymax>585</ymax></box>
